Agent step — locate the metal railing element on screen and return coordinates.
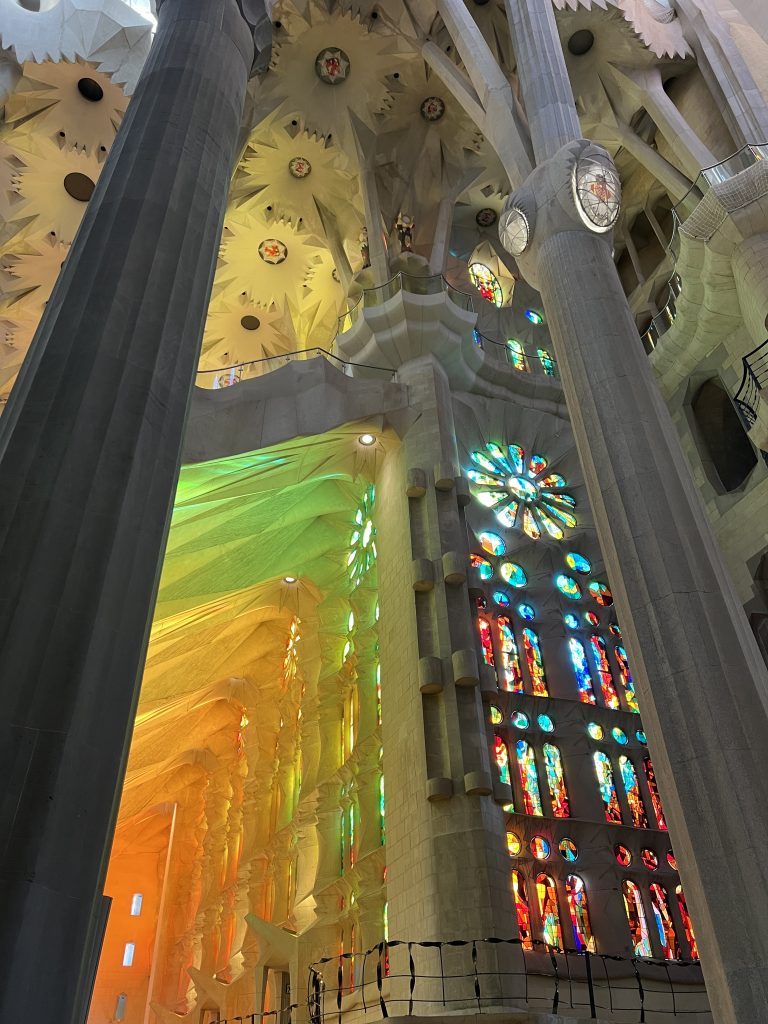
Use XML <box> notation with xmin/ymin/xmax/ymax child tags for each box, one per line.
<box><xmin>734</xmin><ymin>338</ymin><xmax>768</xmax><ymax>428</ymax></box>
<box><xmin>195</xmin><ymin>347</ymin><xmax>396</xmax><ymax>390</ymax></box>
<box><xmin>337</xmin><ymin>272</ymin><xmax>475</xmax><ymax>335</ymax></box>
<box><xmin>473</xmin><ymin>331</ymin><xmax>560</xmax><ymax>378</ymax></box>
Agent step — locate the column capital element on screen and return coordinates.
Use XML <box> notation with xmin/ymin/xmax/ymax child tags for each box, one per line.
<box><xmin>155</xmin><ymin>0</ymin><xmax>272</xmax><ymax>73</ymax></box>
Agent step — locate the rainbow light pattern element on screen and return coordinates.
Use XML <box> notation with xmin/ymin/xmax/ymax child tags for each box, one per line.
<box><xmin>590</xmin><ymin>634</ymin><xmax>620</xmax><ymax>709</ymax></box>
<box><xmin>615</xmin><ymin>645</ymin><xmax>640</xmax><ymax>713</ymax></box>
<box><xmin>543</xmin><ymin>743</ymin><xmax>570</xmax><ymax>818</ymax></box>
<box><xmin>497</xmin><ymin>616</ymin><xmax>524</xmax><ymax>693</ymax></box>
<box><xmin>566</xmin><ymin>875</ymin><xmax>595</xmax><ymax>952</ymax></box>
<box><xmin>651</xmin><ymin>884</ymin><xmax>681</xmax><ymax>960</ymax></box>
<box><xmin>536</xmin><ymin>874</ymin><xmax>564</xmax><ymax>949</ymax></box>
<box><xmin>512</xmin><ymin>870</ymin><xmax>533</xmax><ymax>950</ymax></box>
<box><xmin>467</xmin><ymin>442</ymin><xmax>577</xmax><ymax>540</ymax></box>
<box><xmin>594</xmin><ymin>751</ymin><xmax>623</xmax><ymax>824</ymax></box>
<box><xmin>643</xmin><ymin>755</ymin><xmax>668</xmax><ymax>830</ymax></box>
<box><xmin>516</xmin><ymin>739</ymin><xmax>543</xmax><ymax>816</ymax></box>
<box><xmin>568</xmin><ymin>638</ymin><xmax>597</xmax><ymax>704</ymax></box>
<box><xmin>522</xmin><ymin>627</ymin><xmax>548</xmax><ymax>696</ymax></box>
<box><xmin>469</xmin><ymin>262</ymin><xmax>503</xmax><ymax>306</ymax></box>
<box><xmin>494</xmin><ymin>736</ymin><xmax>511</xmax><ymax>785</ymax></box>
<box><xmin>620</xmin><ymin>755</ymin><xmax>649</xmax><ymax>828</ymax></box>
<box><xmin>623</xmin><ymin>880</ymin><xmax>652</xmax><ymax>957</ymax></box>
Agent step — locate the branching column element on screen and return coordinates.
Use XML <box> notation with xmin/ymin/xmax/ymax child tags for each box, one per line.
<box><xmin>0</xmin><ymin>2</ymin><xmax>267</xmax><ymax>1020</ymax></box>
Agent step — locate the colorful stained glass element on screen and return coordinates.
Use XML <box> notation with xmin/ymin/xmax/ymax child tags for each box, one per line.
<box><xmin>636</xmin><ymin>730</ymin><xmax>648</xmax><ymax>745</ymax></box>
<box><xmin>612</xmin><ymin>727</ymin><xmax>628</xmax><ymax>745</ymax></box>
<box><xmin>348</xmin><ymin>485</ymin><xmax>377</xmax><ymax>584</ymax></box>
<box><xmin>538</xmin><ymin>713</ymin><xmax>554</xmax><ymax>733</ymax></box>
<box><xmin>590</xmin><ymin>635</ymin><xmax>620</xmax><ymax>709</ymax></box>
<box><xmin>676</xmin><ymin>887</ymin><xmax>698</xmax><ymax>958</ymax></box>
<box><xmin>615</xmin><ymin>844</ymin><xmax>632</xmax><ymax>867</ymax></box>
<box><xmin>623</xmin><ymin>880</ymin><xmax>652</xmax><ymax>957</ymax></box>
<box><xmin>516</xmin><ymin>740</ymin><xmax>543</xmax><ymax>816</ymax></box>
<box><xmin>538</xmin><ymin>348</ymin><xmax>556</xmax><ymax>376</ymax></box>
<box><xmin>543</xmin><ymin>743</ymin><xmax>570</xmax><ymax>818</ymax></box>
<box><xmin>642</xmin><ymin>849</ymin><xmax>658</xmax><ymax>870</ymax></box>
<box><xmin>479</xmin><ymin>531</ymin><xmax>505</xmax><ymax>556</ymax></box>
<box><xmin>506</xmin><ymin>831</ymin><xmax>522</xmax><ymax>855</ymax></box>
<box><xmin>651</xmin><ymin>884</ymin><xmax>681</xmax><ymax>960</ymax></box>
<box><xmin>531</xmin><ymin>836</ymin><xmax>551</xmax><ymax>859</ymax></box>
<box><xmin>620</xmin><ymin>755</ymin><xmax>649</xmax><ymax>829</ymax></box>
<box><xmin>568</xmin><ymin>639</ymin><xmax>597</xmax><ymax>704</ymax></box>
<box><xmin>522</xmin><ymin>628</ymin><xmax>548</xmax><ymax>696</ymax></box>
<box><xmin>507</xmin><ymin>339</ymin><xmax>528</xmax><ymax>372</ymax></box>
<box><xmin>594</xmin><ymin>751</ymin><xmax>623</xmax><ymax>823</ymax></box>
<box><xmin>609</xmin><ymin>623</ymin><xmax>622</xmax><ymax>638</ymax></box>
<box><xmin>615</xmin><ymin>645</ymin><xmax>640</xmax><ymax>713</ymax></box>
<box><xmin>478</xmin><ymin>617</ymin><xmax>495</xmax><ymax>666</ymax></box>
<box><xmin>498</xmin><ymin>616</ymin><xmax>524</xmax><ymax>693</ymax></box>
<box><xmin>494</xmin><ymin>736</ymin><xmax>511</xmax><ymax>785</ymax></box>
<box><xmin>469</xmin><ymin>262</ymin><xmax>503</xmax><ymax>306</ymax></box>
<box><xmin>556</xmin><ymin>574</ymin><xmax>582</xmax><ymax>600</ymax></box>
<box><xmin>500</xmin><ymin>561</ymin><xmax>527</xmax><ymax>588</ymax></box>
<box><xmin>380</xmin><ymin>775</ymin><xmax>386</xmax><ymax>845</ymax></box>
<box><xmin>566</xmin><ymin>552</ymin><xmax>592</xmax><ymax>574</ymax></box>
<box><xmin>559</xmin><ymin>838</ymin><xmax>578</xmax><ymax>862</ymax></box>
<box><xmin>643</xmin><ymin>755</ymin><xmax>667</xmax><ymax>831</ymax></box>
<box><xmin>541</xmin><ymin>473</ymin><xmax>566</xmax><ymax>489</ymax></box>
<box><xmin>490</xmin><ymin>705</ymin><xmax>503</xmax><ymax>725</ymax></box>
<box><xmin>512</xmin><ymin>870</ymin><xmax>533</xmax><ymax>950</ymax></box>
<box><xmin>564</xmin><ymin>613</ymin><xmax>579</xmax><ymax>629</ymax></box>
<box><xmin>523</xmin><ymin>506</ymin><xmax>541</xmax><ymax>540</ymax></box>
<box><xmin>566</xmin><ymin>876</ymin><xmax>595</xmax><ymax>953</ymax></box>
<box><xmin>536</xmin><ymin>874</ymin><xmax>564</xmax><ymax>949</ymax></box>
<box><xmin>348</xmin><ymin>804</ymin><xmax>356</xmax><ymax>868</ymax></box>
<box><xmin>528</xmin><ymin>454</ymin><xmax>548</xmax><ymax>476</ymax></box>
<box><xmin>470</xmin><ymin>553</ymin><xmax>494</xmax><ymax>580</ymax></box>
<box><xmin>512</xmin><ymin>711</ymin><xmax>529</xmax><ymax>729</ymax></box>
<box><xmin>667</xmin><ymin>852</ymin><xmax>678</xmax><ymax>871</ymax></box>
<box><xmin>518</xmin><ymin>602</ymin><xmax>536</xmax><ymax>621</ymax></box>
<box><xmin>585</xmin><ymin>611</ymin><xmax>599</xmax><ymax>627</ymax></box>
<box><xmin>376</xmin><ymin>662</ymin><xmax>382</xmax><ymax>726</ymax></box>
<box><xmin>587</xmin><ymin>722</ymin><xmax>604</xmax><ymax>740</ymax></box>
<box><xmin>588</xmin><ymin>581</ymin><xmax>613</xmax><ymax>606</ymax></box>
<box><xmin>493</xmin><ymin>590</ymin><xmax>511</xmax><ymax>607</ymax></box>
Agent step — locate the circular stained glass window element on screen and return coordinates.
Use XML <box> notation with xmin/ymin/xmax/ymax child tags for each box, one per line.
<box><xmin>566</xmin><ymin>552</ymin><xmax>591</xmax><ymax>574</ymax></box>
<box><xmin>531</xmin><ymin>836</ymin><xmax>551</xmax><ymax>860</ymax></box>
<box><xmin>468</xmin><ymin>262</ymin><xmax>504</xmax><ymax>307</ymax></box>
<box><xmin>572</xmin><ymin>152</ymin><xmax>621</xmax><ymax>232</ymax></box>
<box><xmin>585</xmin><ymin>611</ymin><xmax>599</xmax><ymax>627</ymax></box>
<box><xmin>615</xmin><ymin>844</ymin><xmax>632</xmax><ymax>867</ymax></box>
<box><xmin>587</xmin><ymin>722</ymin><xmax>604</xmax><ymax>741</ymax></box>
<box><xmin>506</xmin><ymin>831</ymin><xmax>522</xmax><ymax>856</ymax></box>
<box><xmin>288</xmin><ymin>155</ymin><xmax>312</xmax><ymax>178</ymax></box>
<box><xmin>556</xmin><ymin>574</ymin><xmax>582</xmax><ymax>600</ymax></box>
<box><xmin>612</xmin><ymin>727</ymin><xmax>628</xmax><ymax>745</ymax></box>
<box><xmin>499</xmin><ymin>205</ymin><xmax>529</xmax><ymax>257</ymax></box>
<box><xmin>476</xmin><ymin>207</ymin><xmax>497</xmax><ymax>227</ymax></box>
<box><xmin>667</xmin><ymin>851</ymin><xmax>678</xmax><ymax>871</ymax></box>
<box><xmin>564</xmin><ymin>613</ymin><xmax>579</xmax><ymax>630</ymax></box>
<box><xmin>636</xmin><ymin>730</ymin><xmax>648</xmax><ymax>745</ymax></box>
<box><xmin>512</xmin><ymin>711</ymin><xmax>529</xmax><ymax>729</ymax></box>
<box><xmin>559</xmin><ymin>838</ymin><xmax>578</xmax><ymax>862</ymax></box>
<box><xmin>589</xmin><ymin>581</ymin><xmax>613</xmax><ymax>607</ymax></box>
<box><xmin>500</xmin><ymin>562</ymin><xmax>528</xmax><ymax>588</ymax></box>
<box><xmin>641</xmin><ymin>849</ymin><xmax>659</xmax><ymax>871</ymax></box>
<box><xmin>490</xmin><ymin>706</ymin><xmax>503</xmax><ymax>725</ymax></box>
<box><xmin>470</xmin><ymin>554</ymin><xmax>493</xmax><ymax>580</ymax></box>
<box><xmin>538</xmin><ymin>714</ymin><xmax>554</xmax><ymax>733</ymax></box>
<box><xmin>518</xmin><ymin>603</ymin><xmax>536</xmax><ymax>621</ymax></box>
<box><xmin>258</xmin><ymin>238</ymin><xmax>288</xmax><ymax>264</ymax></box>
<box><xmin>493</xmin><ymin>591</ymin><xmax>511</xmax><ymax>607</ymax></box>
<box><xmin>609</xmin><ymin>622</ymin><xmax>622</xmax><ymax>637</ymax></box>
<box><xmin>420</xmin><ymin>95</ymin><xmax>446</xmax><ymax>121</ymax></box>
<box><xmin>315</xmin><ymin>47</ymin><xmax>351</xmax><ymax>84</ymax></box>
<box><xmin>479</xmin><ymin>531</ymin><xmax>505</xmax><ymax>556</ymax></box>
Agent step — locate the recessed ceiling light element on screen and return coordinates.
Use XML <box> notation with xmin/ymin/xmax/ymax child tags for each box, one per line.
<box><xmin>359</xmin><ymin>433</ymin><xmax>376</xmax><ymax>446</ymax></box>
<box><xmin>283</xmin><ymin>575</ymin><xmax>298</xmax><ymax>584</ymax></box>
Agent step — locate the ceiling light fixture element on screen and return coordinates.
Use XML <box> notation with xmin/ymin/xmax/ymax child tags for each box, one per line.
<box><xmin>358</xmin><ymin>433</ymin><xmax>376</xmax><ymax>446</ymax></box>
<box><xmin>283</xmin><ymin>575</ymin><xmax>298</xmax><ymax>584</ymax></box>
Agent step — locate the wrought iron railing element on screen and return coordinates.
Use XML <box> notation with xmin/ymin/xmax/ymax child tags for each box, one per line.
<box><xmin>195</xmin><ymin>347</ymin><xmax>396</xmax><ymax>390</ymax></box>
<box><xmin>734</xmin><ymin>338</ymin><xmax>768</xmax><ymax>428</ymax></box>
<box><xmin>336</xmin><ymin>272</ymin><xmax>475</xmax><ymax>335</ymax></box>
<box><xmin>473</xmin><ymin>331</ymin><xmax>560</xmax><ymax>378</ymax></box>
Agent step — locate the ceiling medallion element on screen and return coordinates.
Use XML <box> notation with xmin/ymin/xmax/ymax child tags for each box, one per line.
<box><xmin>288</xmin><ymin>156</ymin><xmax>312</xmax><ymax>179</ymax></box>
<box><xmin>420</xmin><ymin>96</ymin><xmax>446</xmax><ymax>122</ymax></box>
<box><xmin>258</xmin><ymin>239</ymin><xmax>288</xmax><ymax>265</ymax></box>
<box><xmin>499</xmin><ymin>206</ymin><xmax>530</xmax><ymax>256</ymax></box>
<box><xmin>476</xmin><ymin>208</ymin><xmax>497</xmax><ymax>228</ymax></box>
<box><xmin>572</xmin><ymin>153</ymin><xmax>621</xmax><ymax>233</ymax></box>
<box><xmin>315</xmin><ymin>48</ymin><xmax>351</xmax><ymax>85</ymax></box>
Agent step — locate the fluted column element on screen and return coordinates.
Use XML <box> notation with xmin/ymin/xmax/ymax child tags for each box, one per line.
<box><xmin>0</xmin><ymin>2</ymin><xmax>267</xmax><ymax>1021</ymax></box>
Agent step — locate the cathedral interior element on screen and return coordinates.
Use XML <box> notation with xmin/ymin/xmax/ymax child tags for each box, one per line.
<box><xmin>2</xmin><ymin>2</ymin><xmax>768</xmax><ymax>1023</ymax></box>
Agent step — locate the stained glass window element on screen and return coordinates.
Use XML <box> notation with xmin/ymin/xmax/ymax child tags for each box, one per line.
<box><xmin>490</xmin><ymin>705</ymin><xmax>503</xmax><ymax>725</ymax></box>
<box><xmin>585</xmin><ymin>611</ymin><xmax>599</xmax><ymax>627</ymax></box>
<box><xmin>564</xmin><ymin>613</ymin><xmax>579</xmax><ymax>630</ymax></box>
<box><xmin>651</xmin><ymin>884</ymin><xmax>681</xmax><ymax>960</ymax></box>
<box><xmin>623</xmin><ymin>880</ymin><xmax>652</xmax><ymax>957</ymax></box>
<box><xmin>566</xmin><ymin>876</ymin><xmax>595</xmax><ymax>953</ymax></box>
<box><xmin>512</xmin><ymin>711</ymin><xmax>529</xmax><ymax>729</ymax></box>
<box><xmin>636</xmin><ymin>730</ymin><xmax>648</xmax><ymax>744</ymax></box>
<box><xmin>516</xmin><ymin>740</ymin><xmax>543</xmax><ymax>816</ymax></box>
<box><xmin>538</xmin><ymin>348</ymin><xmax>556</xmax><ymax>376</ymax></box>
<box><xmin>556</xmin><ymin>574</ymin><xmax>582</xmax><ymax>600</ymax></box>
<box><xmin>643</xmin><ymin>755</ymin><xmax>667</xmax><ymax>830</ymax></box>
<box><xmin>518</xmin><ymin>603</ymin><xmax>536</xmax><ymax>621</ymax></box>
<box><xmin>559</xmin><ymin>838</ymin><xmax>578</xmax><ymax>861</ymax></box>
<box><xmin>614</xmin><ymin>645</ymin><xmax>640</xmax><ymax>713</ymax></box>
<box><xmin>506</xmin><ymin>831</ymin><xmax>522</xmax><ymax>856</ymax></box>
<box><xmin>620</xmin><ymin>756</ymin><xmax>649</xmax><ymax>829</ymax></box>
<box><xmin>588</xmin><ymin>580</ymin><xmax>613</xmax><ymax>606</ymax></box>
<box><xmin>667</xmin><ymin>852</ymin><xmax>678</xmax><ymax>871</ymax></box>
<box><xmin>470</xmin><ymin>554</ymin><xmax>493</xmax><ymax>580</ymax></box>
<box><xmin>590</xmin><ymin>635</ymin><xmax>620</xmax><ymax>709</ymax></box>
<box><xmin>543</xmin><ymin>743</ymin><xmax>570</xmax><ymax>818</ymax></box>
<box><xmin>531</xmin><ymin>836</ymin><xmax>551</xmax><ymax>859</ymax></box>
<box><xmin>494</xmin><ymin>736</ymin><xmax>511</xmax><ymax>786</ymax></box>
<box><xmin>609</xmin><ymin>623</ymin><xmax>622</xmax><ymax>638</ymax></box>
<box><xmin>566</xmin><ymin>552</ymin><xmax>591</xmax><ymax>574</ymax></box>
<box><xmin>479</xmin><ymin>531</ymin><xmax>505</xmax><ymax>556</ymax></box>
<box><xmin>498</xmin><ymin>616</ymin><xmax>524</xmax><ymax>693</ymax></box>
<box><xmin>594</xmin><ymin>751</ymin><xmax>623</xmax><ymax>823</ymax></box>
<box><xmin>641</xmin><ymin>849</ymin><xmax>658</xmax><ymax>871</ymax></box>
<box><xmin>478</xmin><ymin>617</ymin><xmax>495</xmax><ymax>666</ymax></box>
<box><xmin>469</xmin><ymin>262</ymin><xmax>503</xmax><ymax>307</ymax></box>
<box><xmin>500</xmin><ymin>562</ymin><xmax>528</xmax><ymax>588</ymax></box>
<box><xmin>522</xmin><ymin>628</ymin><xmax>548</xmax><ymax>696</ymax></box>
<box><xmin>507</xmin><ymin>339</ymin><xmax>529</xmax><ymax>372</ymax></box>
<box><xmin>615</xmin><ymin>844</ymin><xmax>632</xmax><ymax>867</ymax></box>
<box><xmin>537</xmin><ymin>713</ymin><xmax>554</xmax><ymax>733</ymax></box>
<box><xmin>569</xmin><ymin>638</ymin><xmax>597</xmax><ymax>704</ymax></box>
<box><xmin>676</xmin><ymin>886</ymin><xmax>699</xmax><ymax>959</ymax></box>
<box><xmin>536</xmin><ymin>874</ymin><xmax>564</xmax><ymax>949</ymax></box>
<box><xmin>612</xmin><ymin>727</ymin><xmax>628</xmax><ymax>745</ymax></box>
<box><xmin>512</xmin><ymin>870</ymin><xmax>533</xmax><ymax>950</ymax></box>
<box><xmin>587</xmin><ymin>722</ymin><xmax>604</xmax><ymax>740</ymax></box>
<box><xmin>493</xmin><ymin>590</ymin><xmax>511</xmax><ymax>607</ymax></box>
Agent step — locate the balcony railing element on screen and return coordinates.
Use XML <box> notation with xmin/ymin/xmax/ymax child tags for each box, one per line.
<box><xmin>473</xmin><ymin>331</ymin><xmax>560</xmax><ymax>378</ymax></box>
<box><xmin>337</xmin><ymin>272</ymin><xmax>475</xmax><ymax>335</ymax></box>
<box><xmin>195</xmin><ymin>347</ymin><xmax>395</xmax><ymax>390</ymax></box>
<box><xmin>734</xmin><ymin>338</ymin><xmax>768</xmax><ymax>429</ymax></box>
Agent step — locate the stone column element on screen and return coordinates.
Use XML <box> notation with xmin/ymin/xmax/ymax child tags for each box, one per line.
<box><xmin>0</xmin><ymin>2</ymin><xmax>267</xmax><ymax>1021</ymax></box>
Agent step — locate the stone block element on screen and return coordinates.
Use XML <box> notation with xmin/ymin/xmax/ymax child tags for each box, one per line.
<box><xmin>452</xmin><ymin>648</ymin><xmax>479</xmax><ymax>687</ymax></box>
<box><xmin>442</xmin><ymin>550</ymin><xmax>467</xmax><ymax>584</ymax></box>
<box><xmin>479</xmin><ymin>664</ymin><xmax>498</xmax><ymax>701</ymax></box>
<box><xmin>406</xmin><ymin>467</ymin><xmax>427</xmax><ymax>497</ymax></box>
<box><xmin>426</xmin><ymin>777</ymin><xmax>453</xmax><ymax>801</ymax></box>
<box><xmin>464</xmin><ymin>770</ymin><xmax>492</xmax><ymax>795</ymax></box>
<box><xmin>434</xmin><ymin>461</ymin><xmax>456</xmax><ymax>490</ymax></box>
<box><xmin>411</xmin><ymin>557</ymin><xmax>434</xmax><ymax>591</ymax></box>
<box><xmin>418</xmin><ymin>656</ymin><xmax>443</xmax><ymax>694</ymax></box>
<box><xmin>492</xmin><ymin>780</ymin><xmax>514</xmax><ymax>805</ymax></box>
<box><xmin>455</xmin><ymin>474</ymin><xmax>471</xmax><ymax>506</ymax></box>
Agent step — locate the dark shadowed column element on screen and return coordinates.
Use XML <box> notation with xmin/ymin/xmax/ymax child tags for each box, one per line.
<box><xmin>0</xmin><ymin>2</ymin><xmax>268</xmax><ymax>1020</ymax></box>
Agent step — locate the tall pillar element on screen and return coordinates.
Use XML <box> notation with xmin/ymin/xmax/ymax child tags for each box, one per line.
<box><xmin>496</xmin><ymin>6</ymin><xmax>768</xmax><ymax>1019</ymax></box>
<box><xmin>0</xmin><ymin>2</ymin><xmax>268</xmax><ymax>1021</ymax></box>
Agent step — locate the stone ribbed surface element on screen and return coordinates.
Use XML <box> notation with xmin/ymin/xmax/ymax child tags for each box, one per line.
<box><xmin>0</xmin><ymin>1</ymin><xmax>254</xmax><ymax>1018</ymax></box>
